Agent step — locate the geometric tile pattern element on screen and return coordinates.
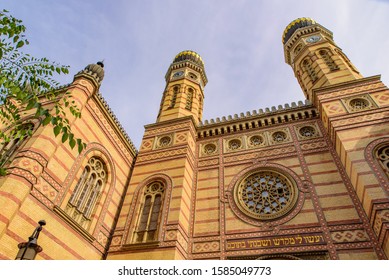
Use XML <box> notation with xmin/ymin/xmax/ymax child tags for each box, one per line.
<box><xmin>322</xmin><ymin>100</ymin><xmax>347</xmax><ymax>117</ymax></box>
<box><xmin>193</xmin><ymin>241</ymin><xmax>220</xmax><ymax>253</ymax></box>
<box><xmin>331</xmin><ymin>230</ymin><xmax>369</xmax><ymax>243</ymax></box>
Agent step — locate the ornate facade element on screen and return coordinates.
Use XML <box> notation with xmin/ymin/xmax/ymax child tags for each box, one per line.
<box><xmin>0</xmin><ymin>18</ymin><xmax>388</xmax><ymax>260</ymax></box>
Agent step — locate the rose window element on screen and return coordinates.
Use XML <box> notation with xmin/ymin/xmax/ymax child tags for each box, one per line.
<box><xmin>249</xmin><ymin>135</ymin><xmax>263</xmax><ymax>146</ymax></box>
<box><xmin>204</xmin><ymin>143</ymin><xmax>216</xmax><ymax>155</ymax></box>
<box><xmin>159</xmin><ymin>136</ymin><xmax>171</xmax><ymax>147</ymax></box>
<box><xmin>272</xmin><ymin>131</ymin><xmax>287</xmax><ymax>143</ymax></box>
<box><xmin>349</xmin><ymin>98</ymin><xmax>369</xmax><ymax>111</ymax></box>
<box><xmin>235</xmin><ymin>170</ymin><xmax>297</xmax><ymax>220</ymax></box>
<box><xmin>299</xmin><ymin>126</ymin><xmax>316</xmax><ymax>138</ymax></box>
<box><xmin>228</xmin><ymin>139</ymin><xmax>242</xmax><ymax>150</ymax></box>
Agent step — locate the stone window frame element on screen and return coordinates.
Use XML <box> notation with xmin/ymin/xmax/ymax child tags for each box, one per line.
<box><xmin>223</xmin><ymin>137</ymin><xmax>245</xmax><ymax>153</ymax></box>
<box><xmin>200</xmin><ymin>141</ymin><xmax>218</xmax><ymax>157</ymax></box>
<box><xmin>266</xmin><ymin>128</ymin><xmax>292</xmax><ymax>146</ymax></box>
<box><xmin>294</xmin><ymin>122</ymin><xmax>321</xmax><ymax>141</ymax></box>
<box><xmin>247</xmin><ymin>133</ymin><xmax>267</xmax><ymax>149</ymax></box>
<box><xmin>341</xmin><ymin>94</ymin><xmax>377</xmax><ymax>113</ymax></box>
<box><xmin>125</xmin><ymin>174</ymin><xmax>173</xmax><ymax>245</ymax></box>
<box><xmin>154</xmin><ymin>134</ymin><xmax>174</xmax><ymax>150</ymax></box>
<box><xmin>133</xmin><ymin>181</ymin><xmax>165</xmax><ymax>243</ymax></box>
<box><xmin>227</xmin><ymin>162</ymin><xmax>307</xmax><ymax>227</ymax></box>
<box><xmin>66</xmin><ymin>156</ymin><xmax>107</xmax><ymax>231</ymax></box>
<box><xmin>317</xmin><ymin>48</ymin><xmax>339</xmax><ymax>71</ymax></box>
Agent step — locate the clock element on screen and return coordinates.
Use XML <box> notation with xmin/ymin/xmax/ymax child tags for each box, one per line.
<box><xmin>306</xmin><ymin>35</ymin><xmax>321</xmax><ymax>43</ymax></box>
<box><xmin>172</xmin><ymin>71</ymin><xmax>184</xmax><ymax>78</ymax></box>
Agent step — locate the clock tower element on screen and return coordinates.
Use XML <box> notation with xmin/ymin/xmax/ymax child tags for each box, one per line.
<box><xmin>283</xmin><ymin>18</ymin><xmax>363</xmax><ymax>103</ymax></box>
<box><xmin>157</xmin><ymin>50</ymin><xmax>208</xmax><ymax>124</ymax></box>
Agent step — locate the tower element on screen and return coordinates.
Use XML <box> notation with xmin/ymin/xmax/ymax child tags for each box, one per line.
<box><xmin>108</xmin><ymin>51</ymin><xmax>207</xmax><ymax>260</ymax></box>
<box><xmin>283</xmin><ymin>18</ymin><xmax>389</xmax><ymax>258</ymax></box>
<box><xmin>283</xmin><ymin>18</ymin><xmax>363</xmax><ymax>103</ymax></box>
<box><xmin>157</xmin><ymin>50</ymin><xmax>208</xmax><ymax>124</ymax></box>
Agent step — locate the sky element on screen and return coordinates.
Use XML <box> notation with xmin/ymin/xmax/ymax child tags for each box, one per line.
<box><xmin>3</xmin><ymin>0</ymin><xmax>389</xmax><ymax>149</ymax></box>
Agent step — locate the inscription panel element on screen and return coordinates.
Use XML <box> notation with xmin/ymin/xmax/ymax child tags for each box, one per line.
<box><xmin>226</xmin><ymin>233</ymin><xmax>326</xmax><ymax>251</ymax></box>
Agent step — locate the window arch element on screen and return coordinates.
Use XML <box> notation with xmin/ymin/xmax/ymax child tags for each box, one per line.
<box><xmin>135</xmin><ymin>181</ymin><xmax>165</xmax><ymax>243</ymax></box>
<box><xmin>375</xmin><ymin>143</ymin><xmax>389</xmax><ymax>179</ymax></box>
<box><xmin>66</xmin><ymin>157</ymin><xmax>107</xmax><ymax>229</ymax></box>
<box><xmin>0</xmin><ymin>123</ymin><xmax>34</xmax><ymax>167</ymax></box>
<box><xmin>318</xmin><ymin>49</ymin><xmax>338</xmax><ymax>71</ymax></box>
<box><xmin>302</xmin><ymin>59</ymin><xmax>317</xmax><ymax>82</ymax></box>
<box><xmin>169</xmin><ymin>86</ymin><xmax>179</xmax><ymax>108</ymax></box>
<box><xmin>185</xmin><ymin>88</ymin><xmax>194</xmax><ymax>110</ymax></box>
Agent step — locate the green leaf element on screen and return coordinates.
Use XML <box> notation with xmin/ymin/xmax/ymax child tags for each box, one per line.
<box><xmin>53</xmin><ymin>125</ymin><xmax>61</xmax><ymax>137</ymax></box>
<box><xmin>42</xmin><ymin>115</ymin><xmax>51</xmax><ymax>126</ymax></box>
<box><xmin>69</xmin><ymin>138</ymin><xmax>76</xmax><ymax>149</ymax></box>
<box><xmin>61</xmin><ymin>132</ymin><xmax>68</xmax><ymax>143</ymax></box>
<box><xmin>16</xmin><ymin>40</ymin><xmax>24</xmax><ymax>48</ymax></box>
<box><xmin>78</xmin><ymin>143</ymin><xmax>84</xmax><ymax>154</ymax></box>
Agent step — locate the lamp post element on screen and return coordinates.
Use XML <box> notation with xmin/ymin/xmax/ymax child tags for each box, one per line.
<box><xmin>15</xmin><ymin>220</ymin><xmax>46</xmax><ymax>260</ymax></box>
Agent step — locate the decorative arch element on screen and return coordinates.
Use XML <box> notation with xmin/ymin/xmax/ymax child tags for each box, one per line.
<box><xmin>185</xmin><ymin>87</ymin><xmax>194</xmax><ymax>110</ymax></box>
<box><xmin>60</xmin><ymin>142</ymin><xmax>116</xmax><ymax>233</ymax></box>
<box><xmin>365</xmin><ymin>138</ymin><xmax>389</xmax><ymax>195</ymax></box>
<box><xmin>169</xmin><ymin>85</ymin><xmax>180</xmax><ymax>108</ymax></box>
<box><xmin>124</xmin><ymin>173</ymin><xmax>173</xmax><ymax>244</ymax></box>
<box><xmin>301</xmin><ymin>58</ymin><xmax>317</xmax><ymax>82</ymax></box>
<box><xmin>318</xmin><ymin>48</ymin><xmax>338</xmax><ymax>71</ymax></box>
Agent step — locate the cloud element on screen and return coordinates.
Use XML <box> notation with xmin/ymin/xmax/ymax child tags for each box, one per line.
<box><xmin>3</xmin><ymin>0</ymin><xmax>389</xmax><ymax>147</ymax></box>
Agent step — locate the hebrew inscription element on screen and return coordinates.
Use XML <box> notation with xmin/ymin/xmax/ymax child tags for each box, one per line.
<box><xmin>226</xmin><ymin>233</ymin><xmax>325</xmax><ymax>250</ymax></box>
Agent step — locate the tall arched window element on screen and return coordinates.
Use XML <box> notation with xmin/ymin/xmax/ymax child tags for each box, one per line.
<box><xmin>376</xmin><ymin>143</ymin><xmax>389</xmax><ymax>179</ymax></box>
<box><xmin>185</xmin><ymin>88</ymin><xmax>194</xmax><ymax>110</ymax></box>
<box><xmin>66</xmin><ymin>157</ymin><xmax>107</xmax><ymax>229</ymax></box>
<box><xmin>169</xmin><ymin>86</ymin><xmax>179</xmax><ymax>108</ymax></box>
<box><xmin>302</xmin><ymin>59</ymin><xmax>317</xmax><ymax>82</ymax></box>
<box><xmin>319</xmin><ymin>49</ymin><xmax>338</xmax><ymax>71</ymax></box>
<box><xmin>0</xmin><ymin>123</ymin><xmax>34</xmax><ymax>167</ymax></box>
<box><xmin>135</xmin><ymin>181</ymin><xmax>165</xmax><ymax>243</ymax></box>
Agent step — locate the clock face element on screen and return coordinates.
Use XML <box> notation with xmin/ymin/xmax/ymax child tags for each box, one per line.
<box><xmin>306</xmin><ymin>35</ymin><xmax>321</xmax><ymax>43</ymax></box>
<box><xmin>173</xmin><ymin>71</ymin><xmax>184</xmax><ymax>78</ymax></box>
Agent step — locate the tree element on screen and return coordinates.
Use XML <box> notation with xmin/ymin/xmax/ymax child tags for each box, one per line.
<box><xmin>0</xmin><ymin>10</ymin><xmax>85</xmax><ymax>174</ymax></box>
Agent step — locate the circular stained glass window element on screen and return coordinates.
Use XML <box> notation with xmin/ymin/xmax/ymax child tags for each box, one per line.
<box><xmin>228</xmin><ymin>139</ymin><xmax>242</xmax><ymax>150</ymax></box>
<box><xmin>349</xmin><ymin>98</ymin><xmax>369</xmax><ymax>111</ymax></box>
<box><xmin>203</xmin><ymin>143</ymin><xmax>217</xmax><ymax>155</ymax></box>
<box><xmin>272</xmin><ymin>131</ymin><xmax>287</xmax><ymax>143</ymax></box>
<box><xmin>299</xmin><ymin>126</ymin><xmax>316</xmax><ymax>138</ymax></box>
<box><xmin>249</xmin><ymin>135</ymin><xmax>263</xmax><ymax>146</ymax></box>
<box><xmin>235</xmin><ymin>170</ymin><xmax>297</xmax><ymax>220</ymax></box>
<box><xmin>159</xmin><ymin>136</ymin><xmax>171</xmax><ymax>147</ymax></box>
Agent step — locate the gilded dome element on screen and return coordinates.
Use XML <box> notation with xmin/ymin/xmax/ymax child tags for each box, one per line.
<box><xmin>173</xmin><ymin>50</ymin><xmax>204</xmax><ymax>68</ymax></box>
<box><xmin>283</xmin><ymin>18</ymin><xmax>316</xmax><ymax>44</ymax></box>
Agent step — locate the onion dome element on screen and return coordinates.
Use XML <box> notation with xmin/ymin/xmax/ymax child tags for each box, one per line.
<box><xmin>283</xmin><ymin>18</ymin><xmax>316</xmax><ymax>45</ymax></box>
<box><xmin>83</xmin><ymin>61</ymin><xmax>105</xmax><ymax>83</ymax></box>
<box><xmin>173</xmin><ymin>50</ymin><xmax>204</xmax><ymax>68</ymax></box>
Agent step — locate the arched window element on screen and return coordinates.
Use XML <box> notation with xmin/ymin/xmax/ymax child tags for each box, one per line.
<box><xmin>0</xmin><ymin>123</ymin><xmax>34</xmax><ymax>167</ymax></box>
<box><xmin>302</xmin><ymin>59</ymin><xmax>317</xmax><ymax>82</ymax></box>
<box><xmin>185</xmin><ymin>88</ymin><xmax>194</xmax><ymax>110</ymax></box>
<box><xmin>169</xmin><ymin>86</ymin><xmax>179</xmax><ymax>108</ymax></box>
<box><xmin>135</xmin><ymin>181</ymin><xmax>165</xmax><ymax>243</ymax></box>
<box><xmin>376</xmin><ymin>143</ymin><xmax>389</xmax><ymax>179</ymax></box>
<box><xmin>319</xmin><ymin>49</ymin><xmax>338</xmax><ymax>71</ymax></box>
<box><xmin>66</xmin><ymin>157</ymin><xmax>107</xmax><ymax>229</ymax></box>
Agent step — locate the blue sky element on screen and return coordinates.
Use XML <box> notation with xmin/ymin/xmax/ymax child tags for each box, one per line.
<box><xmin>3</xmin><ymin>0</ymin><xmax>389</xmax><ymax>148</ymax></box>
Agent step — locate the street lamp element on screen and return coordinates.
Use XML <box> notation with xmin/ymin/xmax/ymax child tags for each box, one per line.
<box><xmin>15</xmin><ymin>220</ymin><xmax>46</xmax><ymax>260</ymax></box>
